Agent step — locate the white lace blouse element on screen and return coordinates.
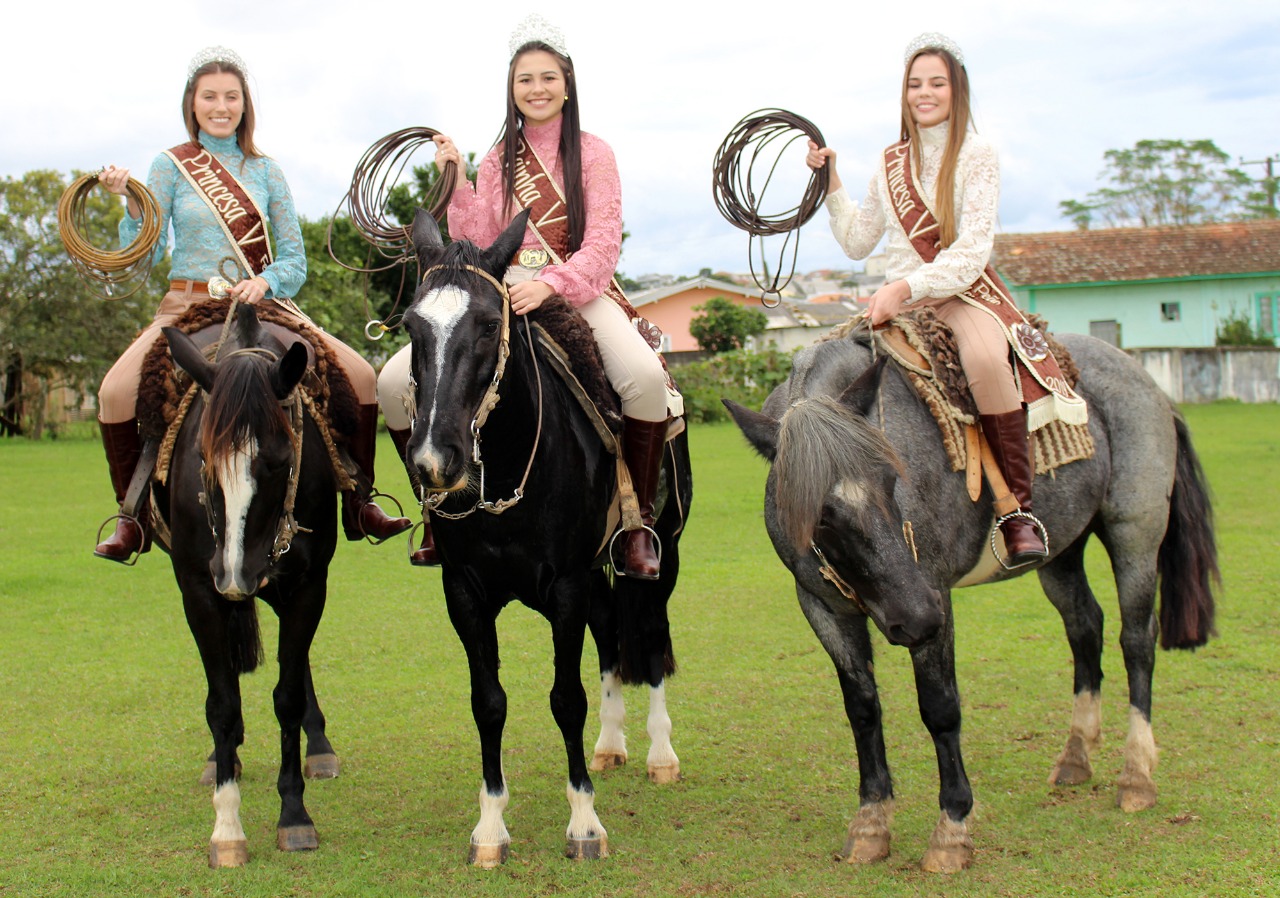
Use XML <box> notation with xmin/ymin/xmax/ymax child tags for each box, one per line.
<box><xmin>825</xmin><ymin>121</ymin><xmax>1000</xmax><ymax>303</ymax></box>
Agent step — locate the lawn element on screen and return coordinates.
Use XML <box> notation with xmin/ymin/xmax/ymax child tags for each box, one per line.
<box><xmin>0</xmin><ymin>403</ymin><xmax>1276</xmax><ymax>897</ymax></box>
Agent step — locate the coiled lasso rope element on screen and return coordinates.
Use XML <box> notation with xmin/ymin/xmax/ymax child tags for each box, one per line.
<box><xmin>328</xmin><ymin>127</ymin><xmax>458</xmax><ymax>339</ymax></box>
<box><xmin>712</xmin><ymin>108</ymin><xmax>829</xmax><ymax>307</ymax></box>
<box><xmin>57</xmin><ymin>172</ymin><xmax>162</xmax><ymax>300</ymax></box>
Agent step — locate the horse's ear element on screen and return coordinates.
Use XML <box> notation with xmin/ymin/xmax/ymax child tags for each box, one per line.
<box><xmin>163</xmin><ymin>327</ymin><xmax>216</xmax><ymax>393</ymax></box>
<box><xmin>481</xmin><ymin>208</ymin><xmax>531</xmax><ymax>281</ymax></box>
<box><xmin>837</xmin><ymin>355</ymin><xmax>888</xmax><ymax>418</ymax></box>
<box><xmin>271</xmin><ymin>342</ymin><xmax>309</xmax><ymax>400</ymax></box>
<box><xmin>723</xmin><ymin>399</ymin><xmax>779</xmax><ymax>461</ymax></box>
<box><xmin>412</xmin><ymin>208</ymin><xmax>445</xmax><ymax>270</ymax></box>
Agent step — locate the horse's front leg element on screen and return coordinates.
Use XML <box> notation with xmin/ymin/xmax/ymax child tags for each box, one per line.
<box><xmin>1038</xmin><ymin>537</ymin><xmax>1105</xmax><ymax>787</ymax></box>
<box><xmin>182</xmin><ymin>585</ymin><xmax>250</xmax><ymax>868</ymax></box>
<box><xmin>444</xmin><ymin>573</ymin><xmax>511</xmax><ymax>867</ymax></box>
<box><xmin>272</xmin><ymin>580</ymin><xmax>326</xmax><ymax>852</ymax></box>
<box><xmin>797</xmin><ymin>590</ymin><xmax>894</xmax><ymax>864</ymax></box>
<box><xmin>909</xmin><ymin>598</ymin><xmax>974</xmax><ymax>874</ymax></box>
<box><xmin>549</xmin><ymin>577</ymin><xmax>607</xmax><ymax>860</ymax></box>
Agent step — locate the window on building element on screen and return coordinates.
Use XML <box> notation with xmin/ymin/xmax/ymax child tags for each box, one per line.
<box><xmin>658</xmin><ymin>333</ymin><xmax>673</xmax><ymax>353</ymax></box>
<box><xmin>1160</xmin><ymin>302</ymin><xmax>1181</xmax><ymax>322</ymax></box>
<box><xmin>1089</xmin><ymin>319</ymin><xmax>1121</xmax><ymax>347</ymax></box>
<box><xmin>1257</xmin><ymin>294</ymin><xmax>1278</xmax><ymax>338</ymax></box>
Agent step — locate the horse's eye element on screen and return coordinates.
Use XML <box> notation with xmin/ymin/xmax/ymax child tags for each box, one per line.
<box><xmin>484</xmin><ymin>320</ymin><xmax>500</xmax><ymax>337</ymax></box>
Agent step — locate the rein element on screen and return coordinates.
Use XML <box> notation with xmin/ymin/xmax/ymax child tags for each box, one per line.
<box><xmin>417</xmin><ymin>264</ymin><xmax>545</xmax><ymax>519</ymax></box>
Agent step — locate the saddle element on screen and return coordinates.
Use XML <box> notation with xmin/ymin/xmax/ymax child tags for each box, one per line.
<box><xmin>827</xmin><ymin>309</ymin><xmax>1094</xmax><ymax>503</ymax></box>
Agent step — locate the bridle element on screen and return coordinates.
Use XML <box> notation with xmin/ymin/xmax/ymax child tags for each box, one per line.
<box><xmin>415</xmin><ymin>263</ymin><xmax>544</xmax><ymax>520</ymax></box>
<box><xmin>197</xmin><ymin>347</ymin><xmax>310</xmax><ymax>566</ymax></box>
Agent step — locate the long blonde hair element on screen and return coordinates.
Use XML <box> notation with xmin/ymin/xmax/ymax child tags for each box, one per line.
<box><xmin>899</xmin><ymin>49</ymin><xmax>971</xmax><ymax>248</ymax></box>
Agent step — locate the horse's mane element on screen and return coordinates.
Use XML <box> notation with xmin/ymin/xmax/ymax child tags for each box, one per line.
<box><xmin>202</xmin><ymin>333</ymin><xmax>291</xmax><ymax>481</ymax></box>
<box><xmin>773</xmin><ymin>388</ymin><xmax>902</xmax><ymax>553</ymax></box>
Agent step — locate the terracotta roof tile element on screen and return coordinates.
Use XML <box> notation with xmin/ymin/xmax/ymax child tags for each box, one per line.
<box><xmin>993</xmin><ymin>219</ymin><xmax>1280</xmax><ymax>286</ymax></box>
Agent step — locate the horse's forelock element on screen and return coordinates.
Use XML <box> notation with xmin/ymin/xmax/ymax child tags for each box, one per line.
<box><xmin>774</xmin><ymin>397</ymin><xmax>902</xmax><ymax>552</ymax></box>
<box><xmin>201</xmin><ymin>354</ymin><xmax>290</xmax><ymax>482</ymax></box>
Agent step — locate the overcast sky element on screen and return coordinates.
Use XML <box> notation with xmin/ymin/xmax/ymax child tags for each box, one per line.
<box><xmin>6</xmin><ymin>0</ymin><xmax>1277</xmax><ymax>281</ymax></box>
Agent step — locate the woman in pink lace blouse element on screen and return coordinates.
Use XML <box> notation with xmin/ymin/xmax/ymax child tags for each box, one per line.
<box><xmin>378</xmin><ymin>14</ymin><xmax>671</xmax><ymax>579</ymax></box>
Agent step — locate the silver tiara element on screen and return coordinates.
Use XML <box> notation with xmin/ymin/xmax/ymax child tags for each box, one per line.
<box><xmin>187</xmin><ymin>46</ymin><xmax>249</xmax><ymax>82</ymax></box>
<box><xmin>903</xmin><ymin>32</ymin><xmax>964</xmax><ymax>67</ymax></box>
<box><xmin>508</xmin><ymin>14</ymin><xmax>569</xmax><ymax>58</ymax></box>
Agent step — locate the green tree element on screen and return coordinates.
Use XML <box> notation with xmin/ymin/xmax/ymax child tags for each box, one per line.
<box><xmin>1059</xmin><ymin>139</ymin><xmax>1259</xmax><ymax>229</ymax></box>
<box><xmin>0</xmin><ymin>170</ymin><xmax>164</xmax><ymax>438</ymax></box>
<box><xmin>688</xmin><ymin>296</ymin><xmax>768</xmax><ymax>353</ymax></box>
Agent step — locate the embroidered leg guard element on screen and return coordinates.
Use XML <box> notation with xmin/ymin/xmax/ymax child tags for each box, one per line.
<box><xmin>94</xmin><ymin>418</ymin><xmax>150</xmax><ymax>562</ymax></box>
<box><xmin>980</xmin><ymin>409</ymin><xmax>1048</xmax><ymax>567</ymax></box>
<box><xmin>387</xmin><ymin>426</ymin><xmax>438</xmax><ymax>566</ymax></box>
<box><xmin>341</xmin><ymin>405</ymin><xmax>413</xmax><ymax>542</ymax></box>
<box><xmin>619</xmin><ymin>416</ymin><xmax>667</xmax><ymax>580</ymax></box>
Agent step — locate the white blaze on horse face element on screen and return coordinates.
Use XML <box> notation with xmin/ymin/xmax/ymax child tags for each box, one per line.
<box><xmin>217</xmin><ymin>441</ymin><xmax>257</xmax><ymax>593</ymax></box>
<box><xmin>407</xmin><ymin>285</ymin><xmax>472</xmax><ymax>477</ymax></box>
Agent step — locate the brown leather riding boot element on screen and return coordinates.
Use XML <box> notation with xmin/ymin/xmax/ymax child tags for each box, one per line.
<box><xmin>341</xmin><ymin>405</ymin><xmax>413</xmax><ymax>542</ymax></box>
<box><xmin>618</xmin><ymin>417</ymin><xmax>668</xmax><ymax>580</ymax></box>
<box><xmin>387</xmin><ymin>426</ymin><xmax>439</xmax><ymax>566</ymax></box>
<box><xmin>94</xmin><ymin>419</ymin><xmax>149</xmax><ymax>563</ymax></box>
<box><xmin>980</xmin><ymin>408</ymin><xmax>1048</xmax><ymax>567</ymax></box>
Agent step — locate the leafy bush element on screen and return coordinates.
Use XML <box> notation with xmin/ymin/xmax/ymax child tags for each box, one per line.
<box><xmin>670</xmin><ymin>346</ymin><xmax>796</xmax><ymax>423</ymax></box>
<box><xmin>1216</xmin><ymin>307</ymin><xmax>1275</xmax><ymax>347</ymax></box>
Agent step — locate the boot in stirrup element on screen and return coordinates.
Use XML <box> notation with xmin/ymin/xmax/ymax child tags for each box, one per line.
<box><xmin>388</xmin><ymin>426</ymin><xmax>439</xmax><ymax>566</ymax></box>
<box><xmin>618</xmin><ymin>417</ymin><xmax>667</xmax><ymax>580</ymax></box>
<box><xmin>980</xmin><ymin>409</ymin><xmax>1048</xmax><ymax>568</ymax></box>
<box><xmin>94</xmin><ymin>419</ymin><xmax>150</xmax><ymax>563</ymax></box>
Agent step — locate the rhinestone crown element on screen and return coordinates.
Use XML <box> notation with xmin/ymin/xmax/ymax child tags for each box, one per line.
<box><xmin>903</xmin><ymin>32</ymin><xmax>964</xmax><ymax>67</ymax></box>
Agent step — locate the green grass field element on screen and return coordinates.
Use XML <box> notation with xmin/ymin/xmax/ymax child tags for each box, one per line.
<box><xmin>1</xmin><ymin>403</ymin><xmax>1277</xmax><ymax>897</ymax></box>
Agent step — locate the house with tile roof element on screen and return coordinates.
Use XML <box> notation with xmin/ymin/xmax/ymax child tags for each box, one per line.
<box><xmin>992</xmin><ymin>220</ymin><xmax>1280</xmax><ymax>348</ymax></box>
<box><xmin>629</xmin><ymin>276</ymin><xmax>862</xmax><ymax>353</ymax></box>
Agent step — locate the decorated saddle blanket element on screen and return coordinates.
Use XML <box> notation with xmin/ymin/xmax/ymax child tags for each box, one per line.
<box><xmin>137</xmin><ymin>299</ymin><xmax>360</xmax><ymax>448</ymax></box>
<box><xmin>826</xmin><ymin>309</ymin><xmax>1094</xmax><ymax>478</ymax></box>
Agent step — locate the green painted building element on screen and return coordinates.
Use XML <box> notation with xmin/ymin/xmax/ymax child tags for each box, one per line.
<box><xmin>993</xmin><ymin>220</ymin><xmax>1280</xmax><ymax>348</ymax></box>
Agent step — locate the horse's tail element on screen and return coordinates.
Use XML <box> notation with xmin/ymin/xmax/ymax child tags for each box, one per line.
<box><xmin>615</xmin><ymin>578</ymin><xmax>676</xmax><ymax>685</ymax></box>
<box><xmin>1157</xmin><ymin>412</ymin><xmax>1219</xmax><ymax>650</ymax></box>
<box><xmin>228</xmin><ymin>600</ymin><xmax>265</xmax><ymax>674</ymax></box>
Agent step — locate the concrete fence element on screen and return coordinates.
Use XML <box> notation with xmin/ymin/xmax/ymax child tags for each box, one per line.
<box><xmin>1130</xmin><ymin>347</ymin><xmax>1280</xmax><ymax>403</ymax></box>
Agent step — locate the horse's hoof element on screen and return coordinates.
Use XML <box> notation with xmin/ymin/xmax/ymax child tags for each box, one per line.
<box><xmin>565</xmin><ymin>836</ymin><xmax>608</xmax><ymax>860</ymax></box>
<box><xmin>842</xmin><ymin>832</ymin><xmax>890</xmax><ymax>864</ymax></box>
<box><xmin>647</xmin><ymin>763</ymin><xmax>680</xmax><ymax>784</ymax></box>
<box><xmin>920</xmin><ymin>813</ymin><xmax>973</xmax><ymax>874</ymax></box>
<box><xmin>1049</xmin><ymin>734</ymin><xmax>1094</xmax><ymax>785</ymax></box>
<box><xmin>921</xmin><ymin>844</ymin><xmax>973</xmax><ymax>874</ymax></box>
<box><xmin>1117</xmin><ymin>782</ymin><xmax>1157</xmax><ymax>812</ymax></box>
<box><xmin>304</xmin><ymin>753</ymin><xmax>340</xmax><ymax>779</ymax></box>
<box><xmin>208</xmin><ymin>839</ymin><xmax>248</xmax><ymax>868</ymax></box>
<box><xmin>277</xmin><ymin>825</ymin><xmax>319</xmax><ymax>852</ymax></box>
<box><xmin>590</xmin><ymin>751</ymin><xmax>627</xmax><ymax>772</ymax></box>
<box><xmin>468</xmin><ymin>841</ymin><xmax>509</xmax><ymax>868</ymax></box>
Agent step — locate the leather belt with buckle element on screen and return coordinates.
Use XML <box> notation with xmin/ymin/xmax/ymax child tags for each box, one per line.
<box><xmin>516</xmin><ymin>248</ymin><xmax>550</xmax><ymax>269</ymax></box>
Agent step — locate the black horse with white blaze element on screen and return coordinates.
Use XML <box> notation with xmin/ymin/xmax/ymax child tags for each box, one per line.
<box><xmin>726</xmin><ymin>331</ymin><xmax>1217</xmax><ymax>872</ymax></box>
<box><xmin>159</xmin><ymin>304</ymin><xmax>341</xmax><ymax>867</ymax></box>
<box><xmin>400</xmin><ymin>209</ymin><xmax>692</xmax><ymax>866</ymax></box>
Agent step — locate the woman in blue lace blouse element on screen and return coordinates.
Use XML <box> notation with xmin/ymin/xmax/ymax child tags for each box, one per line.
<box><xmin>93</xmin><ymin>46</ymin><xmax>409</xmax><ymax>562</ymax></box>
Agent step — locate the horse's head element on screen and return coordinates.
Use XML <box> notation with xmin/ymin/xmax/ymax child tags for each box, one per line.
<box><xmin>726</xmin><ymin>357</ymin><xmax>945</xmax><ymax>647</ymax></box>
<box><xmin>163</xmin><ymin>304</ymin><xmax>308</xmax><ymax>599</ymax></box>
<box><xmin>400</xmin><ymin>208</ymin><xmax>529</xmax><ymax>492</ymax></box>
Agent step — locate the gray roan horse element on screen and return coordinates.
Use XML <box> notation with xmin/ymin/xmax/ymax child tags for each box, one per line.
<box><xmin>725</xmin><ymin>329</ymin><xmax>1217</xmax><ymax>872</ymax></box>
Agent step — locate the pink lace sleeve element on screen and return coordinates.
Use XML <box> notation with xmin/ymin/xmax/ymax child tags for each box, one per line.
<box><xmin>537</xmin><ymin>133</ymin><xmax>623</xmax><ymax>307</ymax></box>
<box><xmin>446</xmin><ymin>149</ymin><xmax>506</xmax><ymax>246</ymax></box>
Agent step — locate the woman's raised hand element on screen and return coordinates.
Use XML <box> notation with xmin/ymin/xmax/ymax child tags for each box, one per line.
<box><xmin>806</xmin><ymin>140</ymin><xmax>841</xmax><ymax>195</ymax></box>
<box><xmin>98</xmin><ymin>165</ymin><xmax>131</xmax><ymax>196</ymax></box>
<box><xmin>432</xmin><ymin>134</ymin><xmax>470</xmax><ymax>189</ymax></box>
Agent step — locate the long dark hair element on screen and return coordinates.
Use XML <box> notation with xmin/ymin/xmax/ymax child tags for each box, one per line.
<box><xmin>183</xmin><ymin>61</ymin><xmax>262</xmax><ymax>159</ymax></box>
<box><xmin>899</xmin><ymin>49</ymin><xmax>971</xmax><ymax>248</ymax></box>
<box><xmin>499</xmin><ymin>43</ymin><xmax>585</xmax><ymax>252</ymax></box>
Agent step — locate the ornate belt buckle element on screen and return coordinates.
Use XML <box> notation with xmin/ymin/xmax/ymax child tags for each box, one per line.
<box><xmin>206</xmin><ymin>276</ymin><xmax>232</xmax><ymax>299</ymax></box>
<box><xmin>517</xmin><ymin>248</ymin><xmax>550</xmax><ymax>269</ymax></box>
